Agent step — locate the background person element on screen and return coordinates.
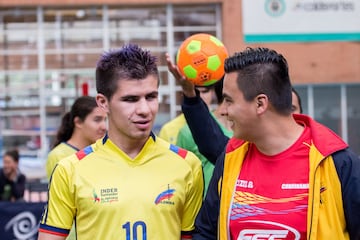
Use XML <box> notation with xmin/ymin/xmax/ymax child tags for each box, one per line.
<box><xmin>291</xmin><ymin>87</ymin><xmax>303</xmax><ymax>114</ymax></box>
<box><xmin>193</xmin><ymin>47</ymin><xmax>360</xmax><ymax>240</ymax></box>
<box><xmin>158</xmin><ymin>83</ymin><xmax>224</xmax><ymax>146</ymax></box>
<box><xmin>176</xmin><ymin>78</ymin><xmax>232</xmax><ymax>195</ymax></box>
<box><xmin>0</xmin><ymin>149</ymin><xmax>26</xmax><ymax>202</ymax></box>
<box><xmin>38</xmin><ymin>44</ymin><xmax>204</xmax><ymax>240</ymax></box>
<box><xmin>45</xmin><ymin>95</ymin><xmax>107</xmax><ymax>240</ymax></box>
<box><xmin>46</xmin><ymin>96</ymin><xmax>107</xmax><ymax>179</ymax></box>
<box><xmin>158</xmin><ymin>112</ymin><xmax>186</xmax><ymax>145</ymax></box>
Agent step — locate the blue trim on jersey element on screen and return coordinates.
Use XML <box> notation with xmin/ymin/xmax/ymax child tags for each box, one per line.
<box><xmin>75</xmin><ymin>145</ymin><xmax>94</xmax><ymax>160</ymax></box>
<box><xmin>101</xmin><ymin>132</ymin><xmax>155</xmax><ymax>144</ymax></box>
<box><xmin>150</xmin><ymin>131</ymin><xmax>156</xmax><ymax>141</ymax></box>
<box><xmin>83</xmin><ymin>145</ymin><xmax>93</xmax><ymax>155</ymax></box>
<box><xmin>43</xmin><ymin>168</ymin><xmax>55</xmax><ymax>222</ymax></box>
<box><xmin>102</xmin><ymin>133</ymin><xmax>108</xmax><ymax>144</ymax></box>
<box><xmin>169</xmin><ymin>144</ymin><xmax>179</xmax><ymax>153</ymax></box>
<box><xmin>63</xmin><ymin>141</ymin><xmax>80</xmax><ymax>151</ymax></box>
<box><xmin>168</xmin><ymin>144</ymin><xmax>188</xmax><ymax>158</ymax></box>
<box><xmin>39</xmin><ymin>223</ymin><xmax>70</xmax><ymax>236</ymax></box>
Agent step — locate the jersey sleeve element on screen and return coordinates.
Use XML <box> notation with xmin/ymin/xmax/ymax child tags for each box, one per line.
<box><xmin>39</xmin><ymin>157</ymin><xmax>76</xmax><ymax>237</ymax></box>
<box><xmin>181</xmin><ymin>150</ymin><xmax>204</xmax><ymax>234</ymax></box>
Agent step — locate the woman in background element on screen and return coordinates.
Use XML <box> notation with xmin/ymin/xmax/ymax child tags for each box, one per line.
<box><xmin>0</xmin><ymin>149</ymin><xmax>26</xmax><ymax>201</ymax></box>
<box><xmin>46</xmin><ymin>96</ymin><xmax>107</xmax><ymax>240</ymax></box>
<box><xmin>46</xmin><ymin>96</ymin><xmax>107</xmax><ymax>179</ymax></box>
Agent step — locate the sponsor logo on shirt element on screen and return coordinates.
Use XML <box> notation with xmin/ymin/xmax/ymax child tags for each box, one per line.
<box><xmin>236</xmin><ymin>180</ymin><xmax>254</xmax><ymax>188</ymax></box>
<box><xmin>93</xmin><ymin>189</ymin><xmax>100</xmax><ymax>202</ymax></box>
<box><xmin>281</xmin><ymin>183</ymin><xmax>309</xmax><ymax>190</ymax></box>
<box><xmin>92</xmin><ymin>188</ymin><xmax>119</xmax><ymax>203</ymax></box>
<box><xmin>237</xmin><ymin>220</ymin><xmax>301</xmax><ymax>240</ymax></box>
<box><xmin>154</xmin><ymin>184</ymin><xmax>175</xmax><ymax>205</ymax></box>
<box><xmin>237</xmin><ymin>179</ymin><xmax>309</xmax><ymax>190</ymax></box>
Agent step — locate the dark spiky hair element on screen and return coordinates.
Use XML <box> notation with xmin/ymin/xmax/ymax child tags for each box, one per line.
<box><xmin>96</xmin><ymin>44</ymin><xmax>159</xmax><ymax>99</ymax></box>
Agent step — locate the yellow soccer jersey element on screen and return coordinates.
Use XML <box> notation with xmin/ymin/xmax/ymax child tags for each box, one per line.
<box><xmin>46</xmin><ymin>142</ymin><xmax>79</xmax><ymax>179</ymax></box>
<box><xmin>39</xmin><ymin>133</ymin><xmax>204</xmax><ymax>240</ymax></box>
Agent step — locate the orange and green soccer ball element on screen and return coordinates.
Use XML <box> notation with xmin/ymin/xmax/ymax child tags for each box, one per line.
<box><xmin>176</xmin><ymin>33</ymin><xmax>228</xmax><ymax>86</ymax></box>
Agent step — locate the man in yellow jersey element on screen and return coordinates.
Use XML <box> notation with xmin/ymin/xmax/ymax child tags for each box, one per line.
<box><xmin>38</xmin><ymin>44</ymin><xmax>204</xmax><ymax>240</ymax></box>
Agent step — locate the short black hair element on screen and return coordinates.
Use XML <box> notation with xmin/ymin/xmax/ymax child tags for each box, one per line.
<box><xmin>4</xmin><ymin>149</ymin><xmax>19</xmax><ymax>163</ymax></box>
<box><xmin>225</xmin><ymin>47</ymin><xmax>292</xmax><ymax>115</ymax></box>
<box><xmin>213</xmin><ymin>77</ymin><xmax>224</xmax><ymax>104</ymax></box>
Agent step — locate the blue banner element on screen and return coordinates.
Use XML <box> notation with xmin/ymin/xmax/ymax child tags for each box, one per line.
<box><xmin>0</xmin><ymin>202</ymin><xmax>45</xmax><ymax>240</ymax></box>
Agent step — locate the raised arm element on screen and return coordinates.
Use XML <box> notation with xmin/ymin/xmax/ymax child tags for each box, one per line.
<box><xmin>166</xmin><ymin>53</ymin><xmax>229</xmax><ymax>163</ymax></box>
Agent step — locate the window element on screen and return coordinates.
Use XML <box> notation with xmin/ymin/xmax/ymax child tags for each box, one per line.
<box><xmin>294</xmin><ymin>84</ymin><xmax>360</xmax><ymax>155</ymax></box>
<box><xmin>0</xmin><ymin>4</ymin><xmax>222</xmax><ymax>179</ymax></box>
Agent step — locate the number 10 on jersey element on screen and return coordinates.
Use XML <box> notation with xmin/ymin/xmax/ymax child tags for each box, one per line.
<box><xmin>123</xmin><ymin>221</ymin><xmax>147</xmax><ymax>240</ymax></box>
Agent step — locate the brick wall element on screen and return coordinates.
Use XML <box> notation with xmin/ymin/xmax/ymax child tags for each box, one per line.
<box><xmin>1</xmin><ymin>0</ymin><xmax>359</xmax><ymax>85</ymax></box>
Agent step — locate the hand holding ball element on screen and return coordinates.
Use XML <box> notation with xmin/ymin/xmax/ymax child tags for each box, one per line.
<box><xmin>176</xmin><ymin>33</ymin><xmax>228</xmax><ymax>86</ymax></box>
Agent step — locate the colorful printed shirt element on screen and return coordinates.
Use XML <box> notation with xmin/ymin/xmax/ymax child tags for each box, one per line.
<box><xmin>229</xmin><ymin>126</ymin><xmax>311</xmax><ymax>240</ymax></box>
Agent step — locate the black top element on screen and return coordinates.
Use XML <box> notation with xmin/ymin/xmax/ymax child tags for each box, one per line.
<box><xmin>0</xmin><ymin>169</ymin><xmax>26</xmax><ymax>201</ymax></box>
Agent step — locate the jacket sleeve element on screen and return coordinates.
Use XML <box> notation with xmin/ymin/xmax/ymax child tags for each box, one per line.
<box><xmin>193</xmin><ymin>151</ymin><xmax>225</xmax><ymax>240</ymax></box>
<box><xmin>332</xmin><ymin>148</ymin><xmax>360</xmax><ymax>240</ymax></box>
<box><xmin>182</xmin><ymin>90</ymin><xmax>229</xmax><ymax>164</ymax></box>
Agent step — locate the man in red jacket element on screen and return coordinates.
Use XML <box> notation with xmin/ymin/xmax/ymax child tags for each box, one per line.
<box><xmin>167</xmin><ymin>47</ymin><xmax>360</xmax><ymax>240</ymax></box>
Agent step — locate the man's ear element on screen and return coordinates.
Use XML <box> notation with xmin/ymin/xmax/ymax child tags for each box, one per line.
<box><xmin>255</xmin><ymin>94</ymin><xmax>268</xmax><ymax>114</ymax></box>
<box><xmin>96</xmin><ymin>94</ymin><xmax>109</xmax><ymax>113</ymax></box>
